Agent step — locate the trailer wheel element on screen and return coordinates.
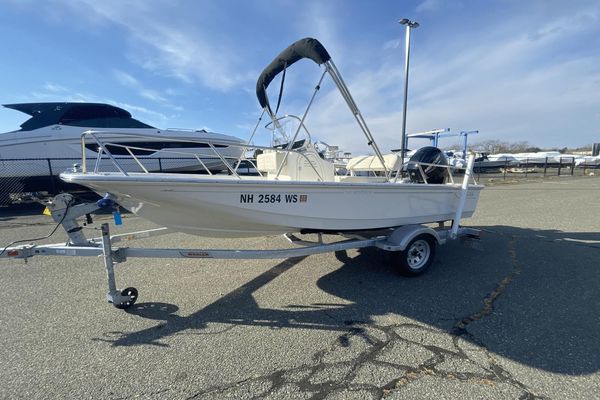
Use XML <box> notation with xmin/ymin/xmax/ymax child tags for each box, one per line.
<box><xmin>393</xmin><ymin>234</ymin><xmax>436</xmax><ymax>276</ymax></box>
<box><xmin>114</xmin><ymin>287</ymin><xmax>138</xmax><ymax>309</ymax></box>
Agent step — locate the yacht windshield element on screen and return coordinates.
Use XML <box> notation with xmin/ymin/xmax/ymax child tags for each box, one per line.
<box><xmin>3</xmin><ymin>102</ymin><xmax>155</xmax><ymax>131</ymax></box>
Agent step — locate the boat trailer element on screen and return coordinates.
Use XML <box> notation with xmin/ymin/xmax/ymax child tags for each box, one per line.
<box><xmin>1</xmin><ymin>156</ymin><xmax>480</xmax><ymax>309</ymax></box>
<box><xmin>1</xmin><ymin>190</ymin><xmax>479</xmax><ymax>309</ymax></box>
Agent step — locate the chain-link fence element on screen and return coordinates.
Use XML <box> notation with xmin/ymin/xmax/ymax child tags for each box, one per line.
<box><xmin>471</xmin><ymin>157</ymin><xmax>599</xmax><ymax>185</ymax></box>
<box><xmin>0</xmin><ymin>157</ymin><xmax>218</xmax><ymax>205</ymax></box>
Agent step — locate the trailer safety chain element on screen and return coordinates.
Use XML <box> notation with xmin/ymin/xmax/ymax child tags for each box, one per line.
<box><xmin>0</xmin><ymin>197</ymin><xmax>73</xmax><ymax>257</ymax></box>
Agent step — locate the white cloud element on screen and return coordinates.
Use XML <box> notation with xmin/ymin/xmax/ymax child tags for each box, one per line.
<box><xmin>114</xmin><ymin>102</ymin><xmax>169</xmax><ymax>124</ymax></box>
<box><xmin>13</xmin><ymin>0</ymin><xmax>598</xmax><ymax>151</ymax></box>
<box><xmin>383</xmin><ymin>39</ymin><xmax>402</xmax><ymax>50</ymax></box>
<box><xmin>138</xmin><ymin>90</ymin><xmax>166</xmax><ymax>103</ymax></box>
<box><xmin>416</xmin><ymin>0</ymin><xmax>444</xmax><ymax>13</ymax></box>
<box><xmin>113</xmin><ymin>69</ymin><xmax>182</xmax><ymax>107</ymax></box>
<box><xmin>293</xmin><ymin>2</ymin><xmax>344</xmax><ymax>61</ymax></box>
<box><xmin>43</xmin><ymin>83</ymin><xmax>68</xmax><ymax>92</ymax></box>
<box><xmin>24</xmin><ymin>82</ymin><xmax>171</xmax><ymax>127</ymax></box>
<box><xmin>113</xmin><ymin>70</ymin><xmax>139</xmax><ymax>88</ymax></box>
<box><xmin>300</xmin><ymin>3</ymin><xmax>600</xmax><ymax>153</ymax></box>
<box><xmin>50</xmin><ymin>0</ymin><xmax>254</xmax><ymax>91</ymax></box>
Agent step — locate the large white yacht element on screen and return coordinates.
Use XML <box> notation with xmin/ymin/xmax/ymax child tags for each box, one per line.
<box><xmin>0</xmin><ymin>102</ymin><xmax>245</xmax><ymax>200</ymax></box>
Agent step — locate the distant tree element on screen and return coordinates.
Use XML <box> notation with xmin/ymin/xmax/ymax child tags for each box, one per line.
<box><xmin>525</xmin><ymin>146</ymin><xmax>542</xmax><ymax>152</ymax></box>
<box><xmin>473</xmin><ymin>139</ymin><xmax>505</xmax><ymax>153</ymax></box>
<box><xmin>437</xmin><ymin>138</ymin><xmax>595</xmax><ymax>154</ymax></box>
<box><xmin>471</xmin><ymin>139</ymin><xmax>549</xmax><ymax>154</ymax></box>
<box><xmin>508</xmin><ymin>141</ymin><xmax>534</xmax><ymax>152</ymax></box>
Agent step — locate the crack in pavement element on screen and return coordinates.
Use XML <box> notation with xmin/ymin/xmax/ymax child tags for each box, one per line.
<box><xmin>100</xmin><ymin>233</ymin><xmax>560</xmax><ymax>399</ymax></box>
<box><xmin>454</xmin><ymin>239</ymin><xmax>521</xmax><ymax>332</ymax></box>
<box><xmin>451</xmin><ymin>237</ymin><xmax>549</xmax><ymax>400</ymax></box>
<box><xmin>180</xmin><ymin>236</ymin><xmax>551</xmax><ymax>399</ymax></box>
<box><xmin>186</xmin><ymin>323</ymin><xmax>548</xmax><ymax>399</ymax></box>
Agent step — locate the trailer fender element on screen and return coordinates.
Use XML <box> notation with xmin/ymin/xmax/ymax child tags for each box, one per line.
<box><xmin>376</xmin><ymin>225</ymin><xmax>443</xmax><ymax>252</ymax></box>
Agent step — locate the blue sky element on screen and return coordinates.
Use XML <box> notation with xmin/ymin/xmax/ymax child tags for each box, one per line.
<box><xmin>0</xmin><ymin>0</ymin><xmax>599</xmax><ymax>153</ymax></box>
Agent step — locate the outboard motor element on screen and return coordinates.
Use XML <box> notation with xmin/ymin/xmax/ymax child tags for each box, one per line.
<box><xmin>405</xmin><ymin>146</ymin><xmax>448</xmax><ymax>184</ymax></box>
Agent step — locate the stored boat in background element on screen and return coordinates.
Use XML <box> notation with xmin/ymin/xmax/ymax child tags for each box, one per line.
<box><xmin>0</xmin><ymin>102</ymin><xmax>245</xmax><ymax>200</ymax></box>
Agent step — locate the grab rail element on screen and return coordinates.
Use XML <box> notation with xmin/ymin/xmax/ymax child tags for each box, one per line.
<box><xmin>264</xmin><ymin>114</ymin><xmax>313</xmax><ymax>143</ymax></box>
<box><xmin>78</xmin><ymin>130</ymin><xmax>475</xmax><ymax>185</ymax></box>
<box><xmin>410</xmin><ymin>159</ymin><xmax>479</xmax><ymax>185</ymax></box>
<box><xmin>79</xmin><ymin>130</ymin><xmax>325</xmax><ymax>181</ymax></box>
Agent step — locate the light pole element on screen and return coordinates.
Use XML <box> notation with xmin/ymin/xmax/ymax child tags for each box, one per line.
<box><xmin>398</xmin><ymin>18</ymin><xmax>419</xmax><ymax>168</ymax></box>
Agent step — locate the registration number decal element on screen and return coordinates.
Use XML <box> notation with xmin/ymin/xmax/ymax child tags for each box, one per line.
<box><xmin>240</xmin><ymin>193</ymin><xmax>307</xmax><ymax>204</ymax></box>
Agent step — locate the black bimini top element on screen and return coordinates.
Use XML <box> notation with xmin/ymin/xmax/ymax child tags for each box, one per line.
<box><xmin>3</xmin><ymin>102</ymin><xmax>155</xmax><ymax>131</ymax></box>
<box><xmin>256</xmin><ymin>37</ymin><xmax>331</xmax><ymax>114</ymax></box>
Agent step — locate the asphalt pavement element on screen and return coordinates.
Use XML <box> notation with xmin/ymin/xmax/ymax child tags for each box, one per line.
<box><xmin>0</xmin><ymin>176</ymin><xmax>599</xmax><ymax>399</ymax></box>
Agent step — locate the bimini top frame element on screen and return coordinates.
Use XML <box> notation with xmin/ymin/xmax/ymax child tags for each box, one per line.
<box><xmin>255</xmin><ymin>37</ymin><xmax>390</xmax><ymax>179</ymax></box>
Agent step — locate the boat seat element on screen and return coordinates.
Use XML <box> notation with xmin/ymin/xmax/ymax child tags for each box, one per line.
<box><xmin>257</xmin><ymin>145</ymin><xmax>335</xmax><ymax>181</ymax></box>
<box><xmin>346</xmin><ymin>154</ymin><xmax>401</xmax><ymax>173</ymax></box>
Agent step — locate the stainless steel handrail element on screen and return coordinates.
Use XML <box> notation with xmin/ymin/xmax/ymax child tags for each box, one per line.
<box><xmin>79</xmin><ymin>130</ymin><xmax>474</xmax><ymax>185</ymax></box>
<box><xmin>264</xmin><ymin>114</ymin><xmax>313</xmax><ymax>143</ymax></box>
<box><xmin>79</xmin><ymin>130</ymin><xmax>326</xmax><ymax>180</ymax></box>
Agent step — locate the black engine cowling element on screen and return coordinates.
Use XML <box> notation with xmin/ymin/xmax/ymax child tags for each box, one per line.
<box><xmin>405</xmin><ymin>146</ymin><xmax>448</xmax><ymax>184</ymax></box>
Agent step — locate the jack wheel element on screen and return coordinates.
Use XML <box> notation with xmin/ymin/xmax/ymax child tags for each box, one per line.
<box><xmin>392</xmin><ymin>234</ymin><xmax>436</xmax><ymax>277</ymax></box>
<box><xmin>114</xmin><ymin>287</ymin><xmax>138</xmax><ymax>309</ymax></box>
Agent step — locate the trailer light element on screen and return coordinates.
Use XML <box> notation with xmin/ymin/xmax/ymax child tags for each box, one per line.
<box><xmin>7</xmin><ymin>250</ymin><xmax>19</xmax><ymax>257</ymax></box>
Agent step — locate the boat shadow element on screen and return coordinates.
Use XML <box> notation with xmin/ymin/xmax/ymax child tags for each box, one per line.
<box><xmin>104</xmin><ymin>225</ymin><xmax>599</xmax><ymax>375</ymax></box>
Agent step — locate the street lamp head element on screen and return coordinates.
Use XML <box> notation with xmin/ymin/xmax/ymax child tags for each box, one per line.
<box><xmin>398</xmin><ymin>18</ymin><xmax>419</xmax><ymax>28</ymax></box>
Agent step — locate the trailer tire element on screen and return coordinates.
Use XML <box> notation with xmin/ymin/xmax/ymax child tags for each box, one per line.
<box><xmin>114</xmin><ymin>287</ymin><xmax>138</xmax><ymax>309</ymax></box>
<box><xmin>392</xmin><ymin>234</ymin><xmax>436</xmax><ymax>277</ymax></box>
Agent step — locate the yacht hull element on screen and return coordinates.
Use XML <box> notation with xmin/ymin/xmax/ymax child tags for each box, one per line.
<box><xmin>61</xmin><ymin>173</ymin><xmax>483</xmax><ymax>237</ymax></box>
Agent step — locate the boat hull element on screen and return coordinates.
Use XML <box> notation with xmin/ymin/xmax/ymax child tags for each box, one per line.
<box><xmin>61</xmin><ymin>173</ymin><xmax>483</xmax><ymax>238</ymax></box>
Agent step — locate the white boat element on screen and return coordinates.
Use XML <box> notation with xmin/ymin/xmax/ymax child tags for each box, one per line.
<box><xmin>472</xmin><ymin>152</ymin><xmax>514</xmax><ymax>171</ymax></box>
<box><xmin>547</xmin><ymin>153</ymin><xmax>579</xmax><ymax>165</ymax></box>
<box><xmin>512</xmin><ymin>151</ymin><xmax>561</xmax><ymax>166</ymax></box>
<box><xmin>61</xmin><ymin>38</ymin><xmax>483</xmax><ymax>238</ymax></box>
<box><xmin>487</xmin><ymin>153</ymin><xmax>520</xmax><ymax>166</ymax></box>
<box><xmin>575</xmin><ymin>155</ymin><xmax>600</xmax><ymax>167</ymax></box>
<box><xmin>0</xmin><ymin>102</ymin><xmax>245</xmax><ymax>193</ymax></box>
